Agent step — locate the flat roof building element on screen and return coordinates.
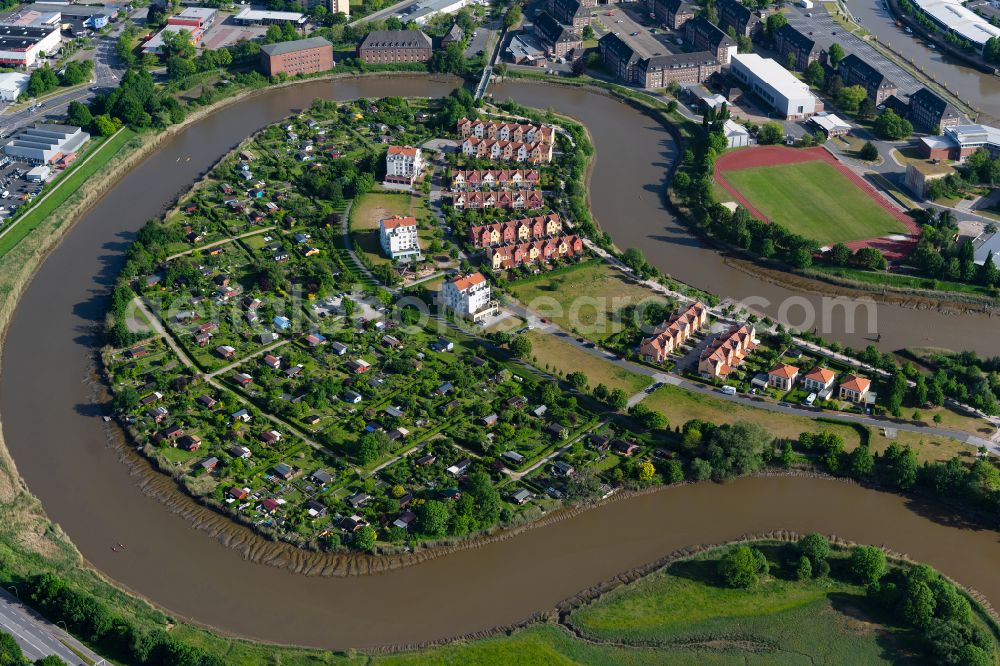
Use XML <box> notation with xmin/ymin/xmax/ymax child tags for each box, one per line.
<box><xmin>142</xmin><ymin>23</ymin><xmax>206</xmax><ymax>55</ymax></box>
<box><xmin>168</xmin><ymin>7</ymin><xmax>218</xmax><ymax>29</ymax></box>
<box><xmin>0</xmin><ymin>71</ymin><xmax>29</xmax><ymax>102</ymax></box>
<box><xmin>810</xmin><ymin>113</ymin><xmax>852</xmax><ymax>137</ymax></box>
<box><xmin>0</xmin><ymin>24</ymin><xmax>60</xmax><ymax>67</ymax></box>
<box><xmin>912</xmin><ymin>0</ymin><xmax>1000</xmax><ymax>53</ymax></box>
<box><xmin>3</xmin><ymin>123</ymin><xmax>90</xmax><ymax>164</ymax></box>
<box><xmin>730</xmin><ymin>53</ymin><xmax>821</xmax><ymax>119</ymax></box>
<box><xmin>260</xmin><ymin>36</ymin><xmax>333</xmax><ymax>76</ymax></box>
<box><xmin>395</xmin><ymin>0</ymin><xmax>470</xmax><ymax>26</ymax></box>
<box><xmin>233</xmin><ymin>8</ymin><xmax>307</xmax><ymax>25</ymax></box>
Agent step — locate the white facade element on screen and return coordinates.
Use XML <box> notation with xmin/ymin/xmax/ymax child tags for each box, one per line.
<box><xmin>0</xmin><ymin>25</ymin><xmax>61</xmax><ymax>67</ymax></box>
<box><xmin>385</xmin><ymin>145</ymin><xmax>424</xmax><ymax>183</ymax></box>
<box><xmin>441</xmin><ymin>272</ymin><xmax>495</xmax><ymax>321</ymax></box>
<box><xmin>723</xmin><ymin>119</ymin><xmax>751</xmax><ymax>148</ymax></box>
<box><xmin>379</xmin><ymin>215</ymin><xmax>422</xmax><ymax>261</ymax></box>
<box><xmin>3</xmin><ymin>123</ymin><xmax>90</xmax><ymax>164</ymax></box>
<box><xmin>0</xmin><ymin>72</ymin><xmax>29</xmax><ymax>102</ymax></box>
<box><xmin>913</xmin><ymin>0</ymin><xmax>1000</xmax><ymax>53</ymax></box>
<box><xmin>730</xmin><ymin>53</ymin><xmax>819</xmax><ymax>120</ymax></box>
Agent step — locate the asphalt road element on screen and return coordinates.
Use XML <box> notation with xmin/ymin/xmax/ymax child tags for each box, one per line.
<box><xmin>0</xmin><ymin>35</ymin><xmax>124</xmax><ymax>135</ymax></box>
<box><xmin>0</xmin><ymin>588</ymin><xmax>103</xmax><ymax>665</ymax></box>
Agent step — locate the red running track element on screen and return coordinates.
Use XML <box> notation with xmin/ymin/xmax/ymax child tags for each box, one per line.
<box><xmin>713</xmin><ymin>146</ymin><xmax>918</xmax><ymax>258</ymax></box>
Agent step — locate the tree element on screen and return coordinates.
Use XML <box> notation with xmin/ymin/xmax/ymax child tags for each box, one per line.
<box><xmin>804</xmin><ymin>60</ymin><xmax>825</xmax><ymax>87</ymax></box>
<box><xmin>503</xmin><ymin>3</ymin><xmax>522</xmax><ymax>29</ymax></box>
<box><xmin>766</xmin><ymin>12</ymin><xmax>788</xmax><ymax>37</ymax></box>
<box><xmin>0</xmin><ymin>631</ymin><xmax>27</xmax><ymax>666</ymax></box>
<box><xmin>829</xmin><ymin>242</ymin><xmax>852</xmax><ymax>266</ymax></box>
<box><xmin>858</xmin><ymin>96</ymin><xmax>877</xmax><ymax>120</ymax></box>
<box><xmin>567</xmin><ymin>371</ymin><xmax>588</xmax><ymax>390</ymax></box>
<box><xmin>986</xmin><ymin>36</ymin><xmax>1000</xmax><ymax>64</ymax></box>
<box><xmin>796</xmin><ymin>555</ymin><xmax>813</xmax><ymax>580</ymax></box>
<box><xmin>67</xmin><ymin>100</ymin><xmax>93</xmax><ymax>129</ymax></box>
<box><xmin>428</xmin><ymin>42</ymin><xmax>466</xmax><ymax>75</ymax></box>
<box><xmin>859</xmin><ymin>141</ymin><xmax>880</xmax><ymax>162</ymax></box>
<box><xmin>509</xmin><ymin>335</ymin><xmax>532</xmax><ymax>358</ymax></box>
<box><xmin>798</xmin><ymin>533</ymin><xmax>831</xmax><ymax>567</ymax></box>
<box><xmin>847</xmin><ymin>443</ymin><xmax>875</xmax><ymax>478</ymax></box>
<box><xmin>418</xmin><ymin>500</ymin><xmax>450</xmax><ymax>537</ymax></box>
<box><xmin>93</xmin><ymin>114</ymin><xmax>119</xmax><ymax>136</ymax></box>
<box><xmin>637</xmin><ymin>461</ymin><xmax>655</xmax><ymax>483</ymax></box>
<box><xmin>849</xmin><ymin>545</ymin><xmax>887</xmax><ymax>585</ymax></box>
<box><xmin>903</xmin><ymin>581</ymin><xmax>937</xmax><ymax>628</ymax></box>
<box><xmin>836</xmin><ymin>85</ymin><xmax>868</xmax><ymax>114</ymax></box>
<box><xmin>874</xmin><ymin>108</ymin><xmax>913</xmax><ymax>140</ymax></box>
<box><xmin>690</xmin><ymin>457</ymin><xmax>712</xmax><ymax>480</ymax></box>
<box><xmin>757</xmin><ymin>121</ymin><xmax>784</xmax><ymax>145</ymax></box>
<box><xmin>829</xmin><ymin>42</ymin><xmax>845</xmax><ymax>67</ymax></box>
<box><xmin>718</xmin><ymin>545</ymin><xmax>769</xmax><ymax>588</ymax></box>
<box><xmin>607</xmin><ymin>388</ymin><xmax>628</xmax><ymax>411</ymax></box>
<box><xmin>854</xmin><ymin>246</ymin><xmax>888</xmax><ymax>270</ymax></box>
<box><xmin>582</xmin><ymin>24</ymin><xmax>595</xmax><ymax>40</ymax></box>
<box><xmin>354</xmin><ymin>525</ymin><xmax>377</xmax><ymax>552</ymax></box>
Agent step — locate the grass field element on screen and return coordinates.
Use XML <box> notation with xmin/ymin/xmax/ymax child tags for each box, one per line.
<box><xmin>524</xmin><ymin>330</ymin><xmax>650</xmax><ymax>396</ymax></box>
<box><xmin>351</xmin><ymin>192</ymin><xmax>428</xmax><ymax>230</ymax></box>
<box><xmin>722</xmin><ymin>161</ymin><xmax>908</xmax><ymax>245</ymax></box>
<box><xmin>643</xmin><ymin>384</ymin><xmax>864</xmax><ymax>447</ymax></box>
<box><xmin>509</xmin><ymin>260</ymin><xmax>668</xmax><ymax>343</ymax></box>
<box><xmin>0</xmin><ymin>128</ymin><xmax>138</xmax><ymax>258</ymax></box>
<box><xmin>567</xmin><ymin>545</ymin><xmax>901</xmax><ymax>663</ymax></box>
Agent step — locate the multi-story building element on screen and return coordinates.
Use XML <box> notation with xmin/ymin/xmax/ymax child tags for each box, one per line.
<box><xmin>384</xmin><ymin>145</ymin><xmax>424</xmax><ymax>186</ymax></box>
<box><xmin>298</xmin><ymin>0</ymin><xmax>351</xmax><ymax>17</ymax></box>
<box><xmin>440</xmin><ymin>272</ymin><xmax>498</xmax><ymax>323</ymax></box>
<box><xmin>652</xmin><ymin>0</ymin><xmax>694</xmax><ymax>30</ymax></box>
<box><xmin>837</xmin><ymin>54</ymin><xmax>897</xmax><ymax>105</ymax></box>
<box><xmin>599</xmin><ymin>33</ymin><xmax>719</xmax><ymax>89</ymax></box>
<box><xmin>452</xmin><ymin>189</ymin><xmax>544</xmax><ymax>210</ymax></box>
<box><xmin>0</xmin><ymin>25</ymin><xmax>60</xmax><ymax>67</ymax></box>
<box><xmin>550</xmin><ymin>0</ymin><xmax>591</xmax><ymax>30</ymax></box>
<box><xmin>168</xmin><ymin>7</ymin><xmax>218</xmax><ymax>30</ymax></box>
<box><xmin>450</xmin><ymin>169</ymin><xmax>540</xmax><ymax>191</ymax></box>
<box><xmin>468</xmin><ymin>213</ymin><xmax>562</xmax><ymax>247</ymax></box>
<box><xmin>358</xmin><ymin>29</ymin><xmax>432</xmax><ymax>64</ymax></box>
<box><xmin>638</xmin><ymin>302</ymin><xmax>708</xmax><ymax>364</ymax></box>
<box><xmin>768</xmin><ymin>364</ymin><xmax>800</xmax><ymax>391</ymax></box>
<box><xmin>730</xmin><ymin>53</ymin><xmax>821</xmax><ymax>119</ymax></box>
<box><xmin>716</xmin><ymin>0</ymin><xmax>761</xmax><ymax>37</ymax></box>
<box><xmin>457</xmin><ymin>118</ymin><xmax>554</xmax><ymax>145</ymax></box>
<box><xmin>683</xmin><ymin>15</ymin><xmax>737</xmax><ymax>65</ymax></box>
<box><xmin>839</xmin><ymin>374</ymin><xmax>872</xmax><ymax>403</ymax></box>
<box><xmin>487</xmin><ymin>235</ymin><xmax>584</xmax><ymax>270</ymax></box>
<box><xmin>920</xmin><ymin>123</ymin><xmax>1000</xmax><ymax>161</ymax></box>
<box><xmin>774</xmin><ymin>23</ymin><xmax>819</xmax><ymax>71</ymax></box>
<box><xmin>697</xmin><ymin>323</ymin><xmax>757</xmax><ymax>379</ymax></box>
<box><xmin>379</xmin><ymin>215</ymin><xmax>421</xmax><ymax>261</ymax></box>
<box><xmin>534</xmin><ymin>11</ymin><xmax>582</xmax><ymax>58</ymax></box>
<box><xmin>908</xmin><ymin>87</ymin><xmax>963</xmax><ymax>132</ymax></box>
<box><xmin>460</xmin><ymin>138</ymin><xmax>553</xmax><ymax>163</ymax></box>
<box><xmin>259</xmin><ymin>37</ymin><xmax>333</xmax><ymax>77</ymax></box>
<box><xmin>802</xmin><ymin>366</ymin><xmax>836</xmax><ymax>395</ymax></box>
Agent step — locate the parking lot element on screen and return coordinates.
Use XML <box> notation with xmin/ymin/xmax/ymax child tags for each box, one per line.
<box><xmin>0</xmin><ymin>158</ymin><xmax>46</xmax><ymax>222</ymax></box>
<box><xmin>783</xmin><ymin>6</ymin><xmax>922</xmax><ymax>98</ymax></box>
<box><xmin>595</xmin><ymin>4</ymin><xmax>682</xmax><ymax>57</ymax></box>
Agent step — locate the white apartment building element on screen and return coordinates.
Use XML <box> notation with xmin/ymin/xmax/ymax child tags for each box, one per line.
<box><xmin>379</xmin><ymin>215</ymin><xmax>422</xmax><ymax>261</ymax></box>
<box><xmin>384</xmin><ymin>145</ymin><xmax>424</xmax><ymax>187</ymax></box>
<box><xmin>441</xmin><ymin>272</ymin><xmax>497</xmax><ymax>322</ymax></box>
<box><xmin>730</xmin><ymin>53</ymin><xmax>821</xmax><ymax>120</ymax></box>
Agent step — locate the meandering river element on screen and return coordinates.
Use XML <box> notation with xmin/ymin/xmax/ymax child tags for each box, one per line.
<box><xmin>2</xmin><ymin>74</ymin><xmax>1000</xmax><ymax>650</ymax></box>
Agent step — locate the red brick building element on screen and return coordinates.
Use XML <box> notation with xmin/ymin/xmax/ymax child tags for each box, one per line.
<box><xmin>260</xmin><ymin>37</ymin><xmax>333</xmax><ymax>77</ymax></box>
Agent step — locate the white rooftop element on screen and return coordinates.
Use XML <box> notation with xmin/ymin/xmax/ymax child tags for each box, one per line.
<box><xmin>913</xmin><ymin>0</ymin><xmax>1000</xmax><ymax>47</ymax></box>
<box><xmin>731</xmin><ymin>53</ymin><xmax>811</xmax><ymax>98</ymax></box>
<box><xmin>234</xmin><ymin>7</ymin><xmax>306</xmax><ymax>23</ymax></box>
<box><xmin>723</xmin><ymin>119</ymin><xmax>749</xmax><ymax>137</ymax></box>
<box><xmin>0</xmin><ymin>71</ymin><xmax>29</xmax><ymax>94</ymax></box>
<box><xmin>944</xmin><ymin>123</ymin><xmax>1000</xmax><ymax>147</ymax></box>
<box><xmin>811</xmin><ymin>113</ymin><xmax>851</xmax><ymax>132</ymax></box>
<box><xmin>175</xmin><ymin>7</ymin><xmax>218</xmax><ymax>19</ymax></box>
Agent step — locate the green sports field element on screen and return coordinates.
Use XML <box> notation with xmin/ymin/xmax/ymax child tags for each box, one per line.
<box><xmin>722</xmin><ymin>160</ymin><xmax>908</xmax><ymax>246</ymax></box>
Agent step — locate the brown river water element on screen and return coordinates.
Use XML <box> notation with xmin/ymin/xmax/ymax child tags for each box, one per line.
<box><xmin>2</xmin><ymin>75</ymin><xmax>1000</xmax><ymax>649</ymax></box>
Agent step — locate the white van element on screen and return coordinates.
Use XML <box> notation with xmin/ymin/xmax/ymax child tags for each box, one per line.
<box><xmin>1</xmin><ymin>191</ymin><xmax>8</xmax><ymax>199</ymax></box>
<box><xmin>721</xmin><ymin>385</ymin><xmax>737</xmax><ymax>396</ymax></box>
<box><xmin>805</xmin><ymin>393</ymin><xmax>817</xmax><ymax>406</ymax></box>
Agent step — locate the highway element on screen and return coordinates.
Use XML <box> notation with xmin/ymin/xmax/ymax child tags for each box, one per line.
<box><xmin>0</xmin><ymin>588</ymin><xmax>104</xmax><ymax>664</ymax></box>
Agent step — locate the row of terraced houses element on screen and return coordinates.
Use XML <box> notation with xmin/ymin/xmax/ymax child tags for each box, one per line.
<box><xmin>457</xmin><ymin>118</ymin><xmax>555</xmax><ymax>163</ymax></box>
<box><xmin>450</xmin><ymin>169</ymin><xmax>540</xmax><ymax>191</ymax></box>
<box><xmin>468</xmin><ymin>213</ymin><xmax>563</xmax><ymax>247</ymax></box>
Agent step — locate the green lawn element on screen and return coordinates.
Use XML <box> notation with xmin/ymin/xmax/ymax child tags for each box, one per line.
<box><xmin>0</xmin><ymin>128</ymin><xmax>139</xmax><ymax>258</ymax></box>
<box><xmin>722</xmin><ymin>161</ymin><xmax>908</xmax><ymax>245</ymax></box>
<box><xmin>509</xmin><ymin>260</ymin><xmax>668</xmax><ymax>343</ymax></box>
<box><xmin>524</xmin><ymin>330</ymin><xmax>650</xmax><ymax>396</ymax></box>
